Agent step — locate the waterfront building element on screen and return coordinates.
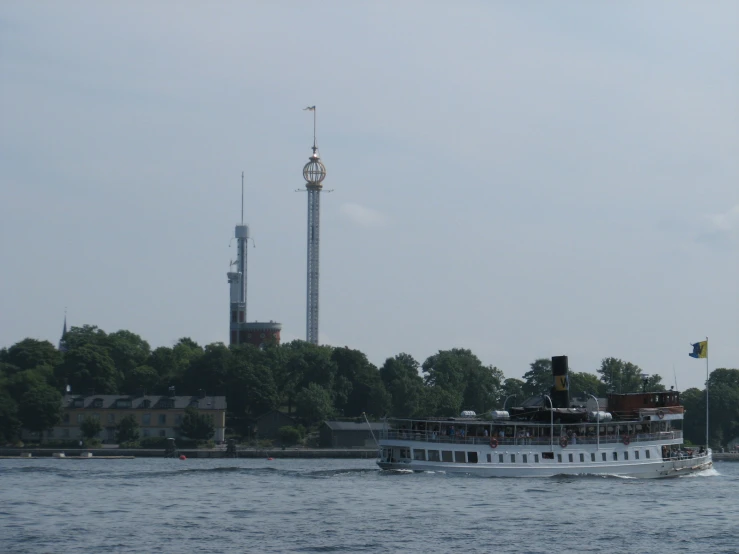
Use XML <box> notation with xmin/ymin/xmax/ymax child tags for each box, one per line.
<box><xmin>22</xmin><ymin>393</ymin><xmax>226</xmax><ymax>444</ymax></box>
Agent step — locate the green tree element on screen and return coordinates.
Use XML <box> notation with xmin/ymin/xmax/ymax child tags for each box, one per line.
<box><xmin>295</xmin><ymin>383</ymin><xmax>334</xmax><ymax>424</ymax></box>
<box><xmin>278</xmin><ymin>425</ymin><xmax>303</xmax><ymax>445</ymax></box>
<box><xmin>380</xmin><ymin>353</ymin><xmax>424</xmax><ymax>417</ymax></box>
<box><xmin>522</xmin><ymin>358</ymin><xmax>552</xmax><ymax>398</ymax></box>
<box><xmin>62</xmin><ymin>324</ymin><xmax>108</xmax><ymax>351</ymax></box>
<box><xmin>179</xmin><ymin>407</ymin><xmax>215</xmax><ymax>441</ymax></box>
<box><xmin>80</xmin><ymin>416</ymin><xmax>103</xmax><ymax>441</ymax></box>
<box><xmin>105</xmin><ymin>330</ymin><xmax>151</xmax><ymax>379</ymax></box>
<box><xmin>568</xmin><ymin>371</ymin><xmax>604</xmax><ymax>399</ymax></box>
<box><xmin>3</xmin><ymin>339</ymin><xmax>61</xmax><ymax>372</ymax></box>
<box><xmin>597</xmin><ymin>357</ymin><xmax>644</xmax><ymax>394</ymax></box>
<box><xmin>124</xmin><ymin>365</ymin><xmax>160</xmax><ymax>394</ymax></box>
<box><xmin>18</xmin><ymin>383</ymin><xmax>62</xmax><ymax>434</ymax></box>
<box><xmin>116</xmin><ymin>414</ymin><xmax>140</xmax><ymax>444</ymax></box>
<box><xmin>501</xmin><ymin>378</ymin><xmax>525</xmax><ymax>408</ymax></box>
<box><xmin>0</xmin><ymin>390</ymin><xmax>21</xmax><ymax>442</ymax></box>
<box><xmin>332</xmin><ymin>347</ymin><xmax>389</xmax><ymax>417</ymax></box>
<box><xmin>55</xmin><ymin>344</ymin><xmax>120</xmax><ymax>394</ymax></box>
<box><xmin>419</xmin><ymin>386</ymin><xmax>463</xmax><ymax>417</ymax></box>
<box><xmin>422</xmin><ymin>349</ymin><xmax>503</xmax><ymax>414</ymax></box>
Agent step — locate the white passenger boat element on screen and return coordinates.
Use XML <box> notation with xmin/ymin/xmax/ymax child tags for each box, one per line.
<box><xmin>376</xmin><ymin>356</ymin><xmax>712</xmax><ymax>478</ymax></box>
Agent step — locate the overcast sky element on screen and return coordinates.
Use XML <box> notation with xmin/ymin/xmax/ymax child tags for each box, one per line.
<box><xmin>1</xmin><ymin>1</ymin><xmax>737</xmax><ymax>390</ymax></box>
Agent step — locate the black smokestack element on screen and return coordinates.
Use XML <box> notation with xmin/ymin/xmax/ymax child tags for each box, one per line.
<box><xmin>551</xmin><ymin>355</ymin><xmax>570</xmax><ymax>409</ymax></box>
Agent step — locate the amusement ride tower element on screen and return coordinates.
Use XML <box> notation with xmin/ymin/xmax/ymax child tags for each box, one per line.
<box><xmin>227</xmin><ymin>173</ymin><xmax>281</xmax><ymax>347</ymax></box>
<box><xmin>301</xmin><ymin>106</ymin><xmax>327</xmax><ymax>345</ymax></box>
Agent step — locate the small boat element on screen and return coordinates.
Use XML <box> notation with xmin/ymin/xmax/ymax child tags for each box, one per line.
<box><xmin>376</xmin><ymin>356</ymin><xmax>712</xmax><ymax>478</ymax></box>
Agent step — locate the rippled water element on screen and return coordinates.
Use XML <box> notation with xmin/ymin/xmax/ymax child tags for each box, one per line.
<box><xmin>1</xmin><ymin>457</ymin><xmax>736</xmax><ymax>553</ymax></box>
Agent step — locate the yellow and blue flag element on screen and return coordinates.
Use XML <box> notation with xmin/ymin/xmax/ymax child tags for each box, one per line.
<box><xmin>689</xmin><ymin>340</ymin><xmax>708</xmax><ymax>359</ymax></box>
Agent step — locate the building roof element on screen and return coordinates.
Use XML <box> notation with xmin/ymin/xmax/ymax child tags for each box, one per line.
<box><xmin>323</xmin><ymin>420</ymin><xmax>385</xmax><ymax>431</ymax></box>
<box><xmin>62</xmin><ymin>394</ymin><xmax>227</xmax><ymax>410</ymax></box>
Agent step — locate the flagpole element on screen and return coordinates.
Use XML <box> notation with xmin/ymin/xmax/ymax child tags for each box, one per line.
<box><xmin>705</xmin><ymin>336</ymin><xmax>709</xmax><ymax>449</ymax></box>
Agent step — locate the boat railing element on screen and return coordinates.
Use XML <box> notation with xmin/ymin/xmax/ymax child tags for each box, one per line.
<box><xmin>380</xmin><ymin>430</ymin><xmax>682</xmax><ymax>446</ymax></box>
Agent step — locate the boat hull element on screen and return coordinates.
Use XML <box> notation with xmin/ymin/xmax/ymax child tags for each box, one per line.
<box><xmin>376</xmin><ymin>441</ymin><xmax>712</xmax><ymax>479</ymax></box>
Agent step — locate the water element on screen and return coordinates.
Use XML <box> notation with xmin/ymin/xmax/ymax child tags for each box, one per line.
<box><xmin>1</xmin><ymin>458</ymin><xmax>736</xmax><ymax>553</ymax></box>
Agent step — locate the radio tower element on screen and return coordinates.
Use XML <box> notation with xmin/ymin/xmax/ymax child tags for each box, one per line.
<box><xmin>301</xmin><ymin>106</ymin><xmax>327</xmax><ymax>345</ymax></box>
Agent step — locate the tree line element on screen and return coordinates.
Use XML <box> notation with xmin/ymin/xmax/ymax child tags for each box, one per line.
<box><xmin>1</xmin><ymin>324</ymin><xmax>736</xmax><ymax>447</ymax></box>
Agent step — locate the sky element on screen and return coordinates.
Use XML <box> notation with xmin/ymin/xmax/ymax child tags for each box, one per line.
<box><xmin>1</xmin><ymin>1</ymin><xmax>737</xmax><ymax>391</ymax></box>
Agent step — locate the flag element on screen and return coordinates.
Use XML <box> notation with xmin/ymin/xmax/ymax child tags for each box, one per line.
<box><xmin>689</xmin><ymin>340</ymin><xmax>708</xmax><ymax>359</ymax></box>
<box><xmin>303</xmin><ymin>106</ymin><xmax>316</xmax><ymax>111</ymax></box>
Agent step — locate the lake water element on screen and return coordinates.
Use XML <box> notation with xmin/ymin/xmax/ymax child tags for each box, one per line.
<box><xmin>1</xmin><ymin>457</ymin><xmax>736</xmax><ymax>553</ymax></box>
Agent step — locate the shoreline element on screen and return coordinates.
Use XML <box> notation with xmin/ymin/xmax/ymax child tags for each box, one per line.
<box><xmin>2</xmin><ymin>448</ymin><xmax>737</xmax><ymax>461</ymax></box>
<box><xmin>0</xmin><ymin>447</ymin><xmax>378</xmax><ymax>459</ymax></box>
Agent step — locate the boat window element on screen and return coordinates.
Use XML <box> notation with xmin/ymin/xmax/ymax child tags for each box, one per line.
<box><xmin>510</xmin><ymin>454</ymin><xmax>516</xmax><ymax>463</ymax></box>
<box><xmin>487</xmin><ymin>453</ymin><xmax>491</xmax><ymax>463</ymax></box>
<box><xmin>522</xmin><ymin>454</ymin><xmax>528</xmax><ymax>463</ymax></box>
<box><xmin>428</xmin><ymin>450</ymin><xmax>440</xmax><ymax>462</ymax></box>
<box><xmin>613</xmin><ymin>452</ymin><xmax>618</xmax><ymax>461</ymax></box>
<box><xmin>568</xmin><ymin>454</ymin><xmax>573</xmax><ymax>463</ymax></box>
<box><xmin>579</xmin><ymin>453</ymin><xmax>585</xmax><ymax>462</ymax></box>
<box><xmin>602</xmin><ymin>452</ymin><xmax>607</xmax><ymax>462</ymax></box>
<box><xmin>542</xmin><ymin>452</ymin><xmax>554</xmax><ymax>460</ymax></box>
<box><xmin>498</xmin><ymin>454</ymin><xmax>504</xmax><ymax>463</ymax></box>
<box><xmin>400</xmin><ymin>448</ymin><xmax>410</xmax><ymax>459</ymax></box>
<box><xmin>467</xmin><ymin>452</ymin><xmax>478</xmax><ymax>464</ymax></box>
<box><xmin>591</xmin><ymin>453</ymin><xmax>596</xmax><ymax>462</ymax></box>
<box><xmin>413</xmin><ymin>449</ymin><xmax>426</xmax><ymax>461</ymax></box>
<box><xmin>442</xmin><ymin>451</ymin><xmax>453</xmax><ymax>462</ymax></box>
<box><xmin>624</xmin><ymin>451</ymin><xmax>629</xmax><ymax>461</ymax></box>
<box><xmin>454</xmin><ymin>451</ymin><xmax>465</xmax><ymax>463</ymax></box>
<box><xmin>634</xmin><ymin>450</ymin><xmax>639</xmax><ymax>460</ymax></box>
<box><xmin>534</xmin><ymin>454</ymin><xmax>539</xmax><ymax>463</ymax></box>
<box><xmin>557</xmin><ymin>454</ymin><xmax>562</xmax><ymax>463</ymax></box>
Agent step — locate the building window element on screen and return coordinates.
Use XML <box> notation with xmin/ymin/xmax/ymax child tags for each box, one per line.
<box><xmin>428</xmin><ymin>450</ymin><xmax>440</xmax><ymax>462</ymax></box>
<box><xmin>442</xmin><ymin>451</ymin><xmax>453</xmax><ymax>462</ymax></box>
<box><xmin>645</xmin><ymin>450</ymin><xmax>651</xmax><ymax>459</ymax></box>
<box><xmin>579</xmin><ymin>454</ymin><xmax>585</xmax><ymax>462</ymax></box>
<box><xmin>73</xmin><ymin>399</ymin><xmax>84</xmax><ymax>408</ymax></box>
<box><xmin>158</xmin><ymin>414</ymin><xmax>166</xmax><ymax>425</ymax></box>
<box><xmin>77</xmin><ymin>414</ymin><xmax>84</xmax><ymax>424</ymax></box>
<box><xmin>522</xmin><ymin>454</ymin><xmax>528</xmax><ymax>463</ymax></box>
<box><xmin>116</xmin><ymin>399</ymin><xmax>132</xmax><ymax>409</ymax></box>
<box><xmin>143</xmin><ymin>429</ymin><xmax>150</xmax><ymax>437</ymax></box>
<box><xmin>231</xmin><ymin>311</ymin><xmax>237</xmax><ymax>323</ymax></box>
<box><xmin>454</xmin><ymin>451</ymin><xmax>465</xmax><ymax>463</ymax></box>
<box><xmin>189</xmin><ymin>400</ymin><xmax>198</xmax><ymax>408</ymax></box>
<box><xmin>467</xmin><ymin>452</ymin><xmax>478</xmax><ymax>463</ymax></box>
<box><xmin>142</xmin><ymin>413</ymin><xmax>151</xmax><ymax>426</ymax></box>
<box><xmin>140</xmin><ymin>400</ymin><xmax>151</xmax><ymax>409</ymax></box>
<box><xmin>108</xmin><ymin>414</ymin><xmax>115</xmax><ymax>424</ymax></box>
<box><xmin>92</xmin><ymin>398</ymin><xmax>103</xmax><ymax>408</ymax></box>
<box><xmin>602</xmin><ymin>452</ymin><xmax>607</xmax><ymax>462</ymax></box>
<box><xmin>413</xmin><ymin>449</ymin><xmax>426</xmax><ymax>461</ymax></box>
<box><xmin>92</xmin><ymin>413</ymin><xmax>100</xmax><ymax>421</ymax></box>
<box><xmin>175</xmin><ymin>415</ymin><xmax>183</xmax><ymax>425</ymax></box>
<box><xmin>239</xmin><ymin>311</ymin><xmax>245</xmax><ymax>322</ymax></box>
<box><xmin>63</xmin><ymin>413</ymin><xmax>70</xmax><ymax>423</ymax></box>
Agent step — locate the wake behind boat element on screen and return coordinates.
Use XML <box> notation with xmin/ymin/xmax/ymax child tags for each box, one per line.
<box><xmin>376</xmin><ymin>355</ymin><xmax>712</xmax><ymax>478</ymax></box>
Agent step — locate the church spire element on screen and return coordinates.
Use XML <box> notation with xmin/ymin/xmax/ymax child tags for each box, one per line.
<box><xmin>59</xmin><ymin>311</ymin><xmax>69</xmax><ymax>352</ymax></box>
